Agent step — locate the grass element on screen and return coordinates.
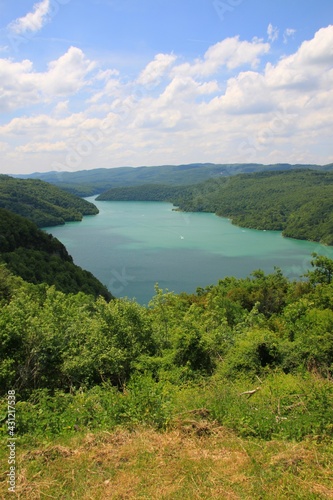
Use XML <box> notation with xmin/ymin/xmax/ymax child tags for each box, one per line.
<box><xmin>1</xmin><ymin>423</ymin><xmax>333</xmax><ymax>499</ymax></box>
<box><xmin>1</xmin><ymin>373</ymin><xmax>332</xmax><ymax>498</ymax></box>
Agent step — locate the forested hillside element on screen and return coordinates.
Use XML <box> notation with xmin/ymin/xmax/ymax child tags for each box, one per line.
<box><xmin>16</xmin><ymin>162</ymin><xmax>325</xmax><ymax>196</ymax></box>
<box><xmin>0</xmin><ymin>175</ymin><xmax>98</xmax><ymax>227</ymax></box>
<box><xmin>98</xmin><ymin>169</ymin><xmax>333</xmax><ymax>245</ymax></box>
<box><xmin>0</xmin><ymin>209</ymin><xmax>112</xmax><ymax>299</ymax></box>
<box><xmin>97</xmin><ymin>183</ymin><xmax>185</xmax><ymax>201</ymax></box>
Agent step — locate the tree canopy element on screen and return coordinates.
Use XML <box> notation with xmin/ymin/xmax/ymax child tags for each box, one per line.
<box><xmin>0</xmin><ymin>208</ymin><xmax>112</xmax><ymax>300</ymax></box>
<box><xmin>0</xmin><ymin>174</ymin><xmax>98</xmax><ymax>227</ymax></box>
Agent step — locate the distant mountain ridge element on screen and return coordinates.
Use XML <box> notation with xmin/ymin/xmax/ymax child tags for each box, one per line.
<box><xmin>14</xmin><ymin>163</ymin><xmax>333</xmax><ymax>197</ymax></box>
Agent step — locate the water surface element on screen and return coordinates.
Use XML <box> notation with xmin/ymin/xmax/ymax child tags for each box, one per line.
<box><xmin>44</xmin><ymin>198</ymin><xmax>333</xmax><ymax>304</ymax></box>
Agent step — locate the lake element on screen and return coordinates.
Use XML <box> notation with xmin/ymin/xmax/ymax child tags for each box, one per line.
<box><xmin>44</xmin><ymin>198</ymin><xmax>333</xmax><ymax>304</ymax></box>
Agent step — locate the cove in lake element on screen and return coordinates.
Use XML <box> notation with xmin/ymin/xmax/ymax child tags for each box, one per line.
<box><xmin>44</xmin><ymin>198</ymin><xmax>333</xmax><ymax>305</ymax></box>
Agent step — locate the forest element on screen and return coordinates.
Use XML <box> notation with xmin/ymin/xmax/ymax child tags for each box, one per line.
<box><xmin>0</xmin><ymin>175</ymin><xmax>98</xmax><ymax>227</ymax></box>
<box><xmin>0</xmin><ymin>208</ymin><xmax>112</xmax><ymax>300</ymax></box>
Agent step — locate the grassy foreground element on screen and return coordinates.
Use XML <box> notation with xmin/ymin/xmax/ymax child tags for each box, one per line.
<box><xmin>1</xmin><ymin>424</ymin><xmax>333</xmax><ymax>499</ymax></box>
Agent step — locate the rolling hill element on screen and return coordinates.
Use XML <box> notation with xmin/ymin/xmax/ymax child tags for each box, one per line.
<box><xmin>0</xmin><ymin>208</ymin><xmax>112</xmax><ymax>300</ymax></box>
<box><xmin>0</xmin><ymin>174</ymin><xmax>98</xmax><ymax>227</ymax></box>
<box><xmin>15</xmin><ymin>162</ymin><xmax>330</xmax><ymax>196</ymax></box>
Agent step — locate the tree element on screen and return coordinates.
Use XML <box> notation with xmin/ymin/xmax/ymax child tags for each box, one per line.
<box><xmin>305</xmin><ymin>253</ymin><xmax>333</xmax><ymax>285</ymax></box>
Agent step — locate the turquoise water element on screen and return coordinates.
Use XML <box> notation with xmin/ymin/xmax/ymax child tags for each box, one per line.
<box><xmin>44</xmin><ymin>198</ymin><xmax>333</xmax><ymax>304</ymax></box>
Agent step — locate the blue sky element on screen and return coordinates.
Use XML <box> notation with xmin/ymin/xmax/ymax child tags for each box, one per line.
<box><xmin>0</xmin><ymin>0</ymin><xmax>333</xmax><ymax>174</ymax></box>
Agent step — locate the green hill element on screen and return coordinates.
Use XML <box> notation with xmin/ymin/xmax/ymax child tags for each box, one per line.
<box><xmin>0</xmin><ymin>208</ymin><xmax>112</xmax><ymax>300</ymax></box>
<box><xmin>96</xmin><ymin>183</ymin><xmax>185</xmax><ymax>201</ymax></box>
<box><xmin>175</xmin><ymin>170</ymin><xmax>333</xmax><ymax>245</ymax></box>
<box><xmin>0</xmin><ymin>174</ymin><xmax>98</xmax><ymax>227</ymax></box>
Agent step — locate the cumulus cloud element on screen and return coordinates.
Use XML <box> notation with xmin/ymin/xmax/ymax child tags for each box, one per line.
<box><xmin>265</xmin><ymin>25</ymin><xmax>333</xmax><ymax>89</ymax></box>
<box><xmin>297</xmin><ymin>25</ymin><xmax>333</xmax><ymax>65</ymax></box>
<box><xmin>0</xmin><ymin>58</ymin><xmax>37</xmax><ymax>112</ymax></box>
<box><xmin>159</xmin><ymin>76</ymin><xmax>219</xmax><ymax>105</ymax></box>
<box><xmin>42</xmin><ymin>47</ymin><xmax>96</xmax><ymax>95</ymax></box>
<box><xmin>8</xmin><ymin>0</ymin><xmax>51</xmax><ymax>35</ymax></box>
<box><xmin>209</xmin><ymin>71</ymin><xmax>274</xmax><ymax>115</ymax></box>
<box><xmin>173</xmin><ymin>36</ymin><xmax>270</xmax><ymax>77</ymax></box>
<box><xmin>0</xmin><ymin>47</ymin><xmax>95</xmax><ymax>112</ymax></box>
<box><xmin>137</xmin><ymin>53</ymin><xmax>177</xmax><ymax>86</ymax></box>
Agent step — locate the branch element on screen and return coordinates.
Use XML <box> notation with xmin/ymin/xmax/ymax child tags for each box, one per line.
<box><xmin>239</xmin><ymin>387</ymin><xmax>261</xmax><ymax>398</ymax></box>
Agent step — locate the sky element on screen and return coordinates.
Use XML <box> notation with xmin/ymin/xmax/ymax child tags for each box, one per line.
<box><xmin>0</xmin><ymin>0</ymin><xmax>333</xmax><ymax>174</ymax></box>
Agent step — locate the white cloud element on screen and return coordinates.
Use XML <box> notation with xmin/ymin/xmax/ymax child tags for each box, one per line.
<box><xmin>42</xmin><ymin>47</ymin><xmax>96</xmax><ymax>95</ymax></box>
<box><xmin>8</xmin><ymin>0</ymin><xmax>51</xmax><ymax>35</ymax></box>
<box><xmin>297</xmin><ymin>25</ymin><xmax>333</xmax><ymax>65</ymax></box>
<box><xmin>283</xmin><ymin>28</ymin><xmax>296</xmax><ymax>44</ymax></box>
<box><xmin>0</xmin><ymin>58</ymin><xmax>37</xmax><ymax>112</ymax></box>
<box><xmin>265</xmin><ymin>25</ymin><xmax>333</xmax><ymax>90</ymax></box>
<box><xmin>0</xmin><ymin>141</ymin><xmax>9</xmax><ymax>152</ymax></box>
<box><xmin>159</xmin><ymin>76</ymin><xmax>219</xmax><ymax>105</ymax></box>
<box><xmin>53</xmin><ymin>100</ymin><xmax>69</xmax><ymax>116</ymax></box>
<box><xmin>208</xmin><ymin>71</ymin><xmax>274</xmax><ymax>115</ymax></box>
<box><xmin>95</xmin><ymin>69</ymin><xmax>119</xmax><ymax>81</ymax></box>
<box><xmin>173</xmin><ymin>36</ymin><xmax>270</xmax><ymax>77</ymax></box>
<box><xmin>0</xmin><ymin>47</ymin><xmax>96</xmax><ymax>112</ymax></box>
<box><xmin>17</xmin><ymin>141</ymin><xmax>68</xmax><ymax>153</ymax></box>
<box><xmin>88</xmin><ymin>78</ymin><xmax>122</xmax><ymax>104</ymax></box>
<box><xmin>137</xmin><ymin>53</ymin><xmax>177</xmax><ymax>86</ymax></box>
<box><xmin>267</xmin><ymin>23</ymin><xmax>279</xmax><ymax>42</ymax></box>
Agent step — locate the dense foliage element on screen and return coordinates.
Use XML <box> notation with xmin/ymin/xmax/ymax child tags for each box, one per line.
<box><xmin>97</xmin><ymin>183</ymin><xmax>185</xmax><ymax>201</ymax></box>
<box><xmin>0</xmin><ymin>209</ymin><xmax>112</xmax><ymax>300</ymax></box>
<box><xmin>0</xmin><ymin>174</ymin><xmax>98</xmax><ymax>226</ymax></box>
<box><xmin>1</xmin><ymin>254</ymin><xmax>333</xmax><ymax>441</ymax></box>
<box><xmin>98</xmin><ymin>169</ymin><xmax>333</xmax><ymax>245</ymax></box>
<box><xmin>18</xmin><ymin>162</ymin><xmax>327</xmax><ymax>196</ymax></box>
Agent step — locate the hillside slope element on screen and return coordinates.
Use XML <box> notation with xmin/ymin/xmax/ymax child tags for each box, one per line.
<box><xmin>0</xmin><ymin>175</ymin><xmax>98</xmax><ymax>227</ymax></box>
<box><xmin>184</xmin><ymin>170</ymin><xmax>333</xmax><ymax>245</ymax></box>
<box><xmin>0</xmin><ymin>208</ymin><xmax>112</xmax><ymax>299</ymax></box>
